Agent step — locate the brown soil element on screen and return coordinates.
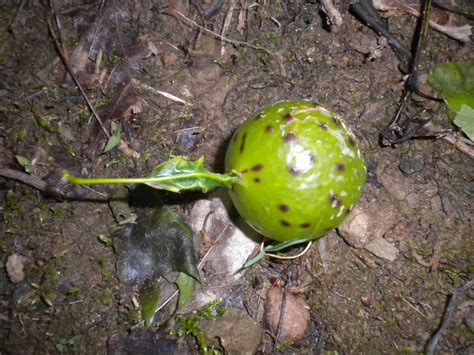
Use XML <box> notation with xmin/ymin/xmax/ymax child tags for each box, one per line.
<box><xmin>0</xmin><ymin>1</ymin><xmax>473</xmax><ymax>354</ymax></box>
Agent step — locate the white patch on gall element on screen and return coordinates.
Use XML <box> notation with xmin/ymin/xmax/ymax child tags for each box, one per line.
<box><xmin>314</xmin><ymin>105</ymin><xmax>331</xmax><ymax>117</ymax></box>
<box><xmin>336</xmin><ymin>205</ymin><xmax>345</xmax><ymax>218</ymax></box>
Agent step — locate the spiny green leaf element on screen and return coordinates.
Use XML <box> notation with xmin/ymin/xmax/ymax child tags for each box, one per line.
<box><xmin>145</xmin><ymin>156</ymin><xmax>237</xmax><ymax>193</ymax></box>
<box><xmin>62</xmin><ymin>156</ymin><xmax>238</xmax><ymax>194</ymax></box>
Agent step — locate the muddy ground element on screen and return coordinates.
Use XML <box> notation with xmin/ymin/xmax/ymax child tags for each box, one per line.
<box><xmin>0</xmin><ymin>1</ymin><xmax>473</xmax><ymax>354</ymax></box>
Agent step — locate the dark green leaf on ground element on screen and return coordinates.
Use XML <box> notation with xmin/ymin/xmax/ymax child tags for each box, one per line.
<box><xmin>428</xmin><ymin>59</ymin><xmax>474</xmax><ymax>141</ymax></box>
<box><xmin>114</xmin><ymin>206</ymin><xmax>200</xmax><ymax>325</ymax></box>
<box><xmin>453</xmin><ymin>105</ymin><xmax>474</xmax><ymax>141</ymax></box>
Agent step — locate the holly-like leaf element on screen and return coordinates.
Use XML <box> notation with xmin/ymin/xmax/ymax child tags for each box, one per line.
<box><xmin>428</xmin><ymin>59</ymin><xmax>474</xmax><ymax>115</ymax></box>
<box><xmin>61</xmin><ymin>156</ymin><xmax>238</xmax><ymax>194</ymax></box>
<box><xmin>145</xmin><ymin>156</ymin><xmax>236</xmax><ymax>193</ymax></box>
<box><xmin>453</xmin><ymin>105</ymin><xmax>474</xmax><ymax>141</ymax></box>
<box><xmin>114</xmin><ymin>206</ymin><xmax>200</xmax><ymax>325</ymax></box>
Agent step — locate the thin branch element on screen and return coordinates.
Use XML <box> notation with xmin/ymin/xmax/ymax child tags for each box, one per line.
<box><xmin>166</xmin><ymin>7</ymin><xmax>272</xmax><ymax>56</ymax></box>
<box><xmin>426</xmin><ymin>279</ymin><xmax>474</xmax><ymax>354</ymax></box>
<box><xmin>266</xmin><ymin>241</ymin><xmax>313</xmax><ymax>260</ymax></box>
<box><xmin>382</xmin><ymin>0</ymin><xmax>433</xmax><ymax>144</ymax></box>
<box><xmin>321</xmin><ymin>0</ymin><xmax>343</xmax><ymax>26</ymax></box>
<box><xmin>46</xmin><ymin>17</ymin><xmax>110</xmax><ymax>138</ymax></box>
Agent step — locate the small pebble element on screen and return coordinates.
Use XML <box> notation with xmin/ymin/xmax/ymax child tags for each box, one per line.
<box><xmin>6</xmin><ymin>254</ymin><xmax>28</xmax><ymax>283</ymax></box>
<box><xmin>364</xmin><ymin>237</ymin><xmax>399</xmax><ymax>262</ymax></box>
<box><xmin>398</xmin><ymin>159</ymin><xmax>424</xmax><ymax>175</ymax></box>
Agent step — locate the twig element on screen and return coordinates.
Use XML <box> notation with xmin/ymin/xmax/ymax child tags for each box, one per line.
<box><xmin>134</xmin><ymin>80</ymin><xmax>189</xmax><ymax>105</ymax></box>
<box><xmin>440</xmin><ymin>134</ymin><xmax>474</xmax><ymax>159</ymax></box>
<box><xmin>266</xmin><ymin>241</ymin><xmax>312</xmax><ymax>260</ymax></box>
<box><xmin>46</xmin><ymin>17</ymin><xmax>110</xmax><ymax>139</ymax></box>
<box><xmin>425</xmin><ymin>279</ymin><xmax>474</xmax><ymax>355</ymax></box>
<box><xmin>381</xmin><ymin>0</ymin><xmax>433</xmax><ymax>144</ymax></box>
<box><xmin>273</xmin><ymin>276</ymin><xmax>291</xmax><ymax>354</ymax></box>
<box><xmin>0</xmin><ymin>168</ymin><xmax>66</xmax><ymax>200</ymax></box>
<box><xmin>321</xmin><ymin>0</ymin><xmax>343</xmax><ymax>26</ymax></box>
<box><xmin>166</xmin><ymin>7</ymin><xmax>272</xmax><ymax>56</ymax></box>
<box><xmin>220</xmin><ymin>0</ymin><xmax>239</xmax><ymax>56</ymax></box>
<box><xmin>318</xmin><ymin>237</ymin><xmax>329</xmax><ymax>273</ymax></box>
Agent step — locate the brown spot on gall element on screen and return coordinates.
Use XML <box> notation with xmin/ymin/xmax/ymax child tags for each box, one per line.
<box><xmin>348</xmin><ymin>136</ymin><xmax>356</xmax><ymax>147</ymax></box>
<box><xmin>239</xmin><ymin>133</ymin><xmax>247</xmax><ymax>154</ymax></box>
<box><xmin>254</xmin><ymin>178</ymin><xmax>261</xmax><ymax>183</ymax></box>
<box><xmin>283</xmin><ymin>133</ymin><xmax>296</xmax><ymax>143</ymax></box>
<box><xmin>265</xmin><ymin>125</ymin><xmax>274</xmax><ymax>133</ymax></box>
<box><xmin>318</xmin><ymin>123</ymin><xmax>328</xmax><ymax>130</ymax></box>
<box><xmin>336</xmin><ymin>163</ymin><xmax>346</xmax><ymax>173</ymax></box>
<box><xmin>330</xmin><ymin>194</ymin><xmax>342</xmax><ymax>208</ymax></box>
<box><xmin>300</xmin><ymin>223</ymin><xmax>311</xmax><ymax>229</ymax></box>
<box><xmin>241</xmin><ymin>169</ymin><xmax>248</xmax><ymax>174</ymax></box>
<box><xmin>284</xmin><ymin>114</ymin><xmax>295</xmax><ymax>122</ymax></box>
<box><xmin>288</xmin><ymin>166</ymin><xmax>301</xmax><ymax>176</ymax></box>
<box><xmin>278</xmin><ymin>204</ymin><xmax>290</xmax><ymax>212</ymax></box>
<box><xmin>251</xmin><ymin>164</ymin><xmax>263</xmax><ymax>172</ymax></box>
<box><xmin>280</xmin><ymin>220</ymin><xmax>291</xmax><ymax>227</ymax></box>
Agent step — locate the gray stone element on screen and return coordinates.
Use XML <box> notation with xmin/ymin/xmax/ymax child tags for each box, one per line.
<box><xmin>200</xmin><ymin>307</ymin><xmax>262</xmax><ymax>354</ymax></box>
<box><xmin>398</xmin><ymin>159</ymin><xmax>424</xmax><ymax>175</ymax></box>
<box><xmin>364</xmin><ymin>237</ymin><xmax>399</xmax><ymax>262</ymax></box>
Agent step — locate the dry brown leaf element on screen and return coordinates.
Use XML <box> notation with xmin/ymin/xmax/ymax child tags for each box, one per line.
<box><xmin>373</xmin><ymin>0</ymin><xmax>472</xmax><ymax>42</ymax></box>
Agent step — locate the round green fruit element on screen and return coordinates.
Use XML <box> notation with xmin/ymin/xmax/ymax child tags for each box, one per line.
<box><xmin>225</xmin><ymin>100</ymin><xmax>367</xmax><ymax>242</ymax></box>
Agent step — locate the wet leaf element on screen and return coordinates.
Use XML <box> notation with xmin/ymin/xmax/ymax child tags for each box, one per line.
<box><xmin>114</xmin><ymin>207</ymin><xmax>200</xmax><ymax>325</ymax></box>
<box><xmin>453</xmin><ymin>105</ymin><xmax>474</xmax><ymax>141</ymax></box>
<box><xmin>103</xmin><ymin>121</ymin><xmax>121</xmax><ymax>153</ymax></box>
<box><xmin>34</xmin><ymin>115</ymin><xmax>56</xmax><ymax>133</ymax></box>
<box><xmin>15</xmin><ymin>155</ymin><xmax>36</xmax><ymax>174</ymax></box>
<box><xmin>428</xmin><ymin>59</ymin><xmax>474</xmax><ymax>141</ymax></box>
<box><xmin>428</xmin><ymin>59</ymin><xmax>474</xmax><ymax>114</ymax></box>
<box><xmin>145</xmin><ymin>156</ymin><xmax>237</xmax><ymax>193</ymax></box>
<box><xmin>139</xmin><ymin>278</ymin><xmax>164</xmax><ymax>326</ymax></box>
<box><xmin>108</xmin><ymin>187</ymin><xmax>137</xmax><ymax>225</ymax></box>
<box><xmin>176</xmin><ymin>272</ymin><xmax>199</xmax><ymax>311</ymax></box>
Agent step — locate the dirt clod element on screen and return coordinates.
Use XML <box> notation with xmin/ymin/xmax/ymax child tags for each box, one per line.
<box><xmin>6</xmin><ymin>254</ymin><xmax>28</xmax><ymax>283</ymax></box>
<box><xmin>264</xmin><ymin>285</ymin><xmax>311</xmax><ymax>342</ymax></box>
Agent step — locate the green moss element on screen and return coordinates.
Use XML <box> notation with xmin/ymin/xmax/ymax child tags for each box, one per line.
<box><xmin>171</xmin><ymin>298</ymin><xmax>226</xmax><ymax>354</ymax></box>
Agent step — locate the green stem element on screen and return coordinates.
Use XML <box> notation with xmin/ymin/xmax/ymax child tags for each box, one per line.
<box><xmin>62</xmin><ymin>170</ymin><xmax>236</xmax><ymax>186</ymax></box>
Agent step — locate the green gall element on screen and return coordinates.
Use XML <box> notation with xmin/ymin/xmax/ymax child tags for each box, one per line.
<box><xmin>225</xmin><ymin>100</ymin><xmax>367</xmax><ymax>242</ymax></box>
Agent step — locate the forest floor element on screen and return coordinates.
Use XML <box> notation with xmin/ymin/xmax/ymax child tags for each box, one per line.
<box><xmin>0</xmin><ymin>1</ymin><xmax>473</xmax><ymax>354</ymax></box>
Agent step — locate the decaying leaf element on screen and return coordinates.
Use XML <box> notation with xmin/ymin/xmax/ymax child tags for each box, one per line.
<box><xmin>15</xmin><ymin>155</ymin><xmax>36</xmax><ymax>174</ymax></box>
<box><xmin>114</xmin><ymin>207</ymin><xmax>200</xmax><ymax>324</ymax></box>
<box><xmin>103</xmin><ymin>121</ymin><xmax>121</xmax><ymax>153</ymax></box>
<box><xmin>108</xmin><ymin>187</ymin><xmax>137</xmax><ymax>225</ymax></box>
<box><xmin>428</xmin><ymin>59</ymin><xmax>474</xmax><ymax>140</ymax></box>
<box><xmin>373</xmin><ymin>0</ymin><xmax>473</xmax><ymax>42</ymax></box>
<box><xmin>453</xmin><ymin>105</ymin><xmax>474</xmax><ymax>141</ymax></box>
